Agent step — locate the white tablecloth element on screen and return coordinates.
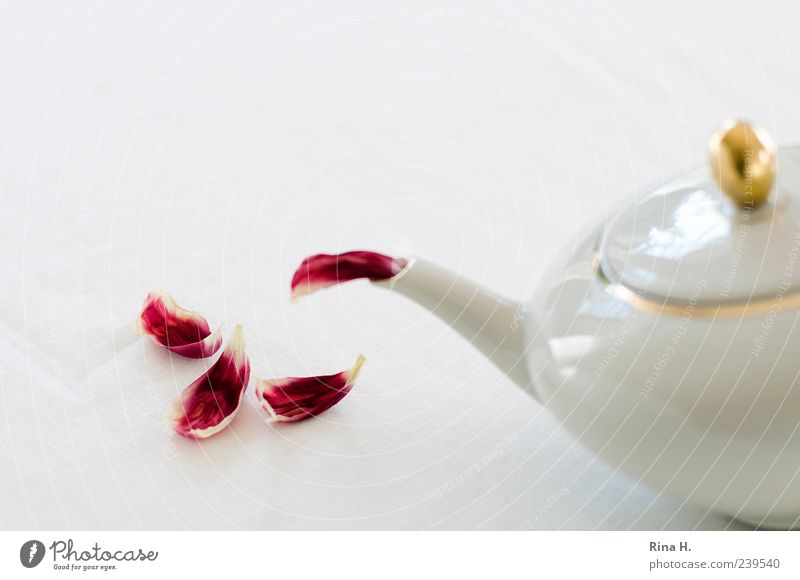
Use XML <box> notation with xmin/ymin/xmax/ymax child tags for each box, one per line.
<box><xmin>2</xmin><ymin>0</ymin><xmax>796</xmax><ymax>530</ymax></box>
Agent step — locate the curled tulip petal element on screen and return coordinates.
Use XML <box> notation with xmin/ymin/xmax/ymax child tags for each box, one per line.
<box><xmin>167</xmin><ymin>325</ymin><xmax>251</xmax><ymax>439</ymax></box>
<box><xmin>256</xmin><ymin>355</ymin><xmax>365</xmax><ymax>423</ymax></box>
<box><xmin>290</xmin><ymin>251</ymin><xmax>408</xmax><ymax>299</ymax></box>
<box><xmin>137</xmin><ymin>290</ymin><xmax>222</xmax><ymax>358</ymax></box>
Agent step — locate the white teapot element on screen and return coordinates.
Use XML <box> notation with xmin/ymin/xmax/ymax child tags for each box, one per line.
<box><xmin>377</xmin><ymin>121</ymin><xmax>800</xmax><ymax>529</ymax></box>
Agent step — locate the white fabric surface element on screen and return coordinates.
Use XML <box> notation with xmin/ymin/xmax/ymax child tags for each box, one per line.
<box><xmin>1</xmin><ymin>0</ymin><xmax>796</xmax><ymax>530</ymax></box>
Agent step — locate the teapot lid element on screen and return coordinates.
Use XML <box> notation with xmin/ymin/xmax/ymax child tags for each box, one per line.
<box><xmin>599</xmin><ymin>121</ymin><xmax>800</xmax><ymax>311</ymax></box>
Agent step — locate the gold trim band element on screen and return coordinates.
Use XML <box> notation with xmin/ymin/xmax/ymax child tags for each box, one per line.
<box><xmin>595</xmin><ymin>251</ymin><xmax>798</xmax><ymax>319</ymax></box>
<box><xmin>604</xmin><ymin>282</ymin><xmax>798</xmax><ymax>318</ymax></box>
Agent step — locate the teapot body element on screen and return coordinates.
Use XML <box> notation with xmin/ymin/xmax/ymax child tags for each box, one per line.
<box><xmin>524</xmin><ymin>224</ymin><xmax>800</xmax><ymax>528</ymax></box>
<box><xmin>381</xmin><ymin>131</ymin><xmax>800</xmax><ymax>528</ymax></box>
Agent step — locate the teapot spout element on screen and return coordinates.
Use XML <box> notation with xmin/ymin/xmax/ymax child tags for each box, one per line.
<box><xmin>374</xmin><ymin>258</ymin><xmax>532</xmax><ymax>388</ymax></box>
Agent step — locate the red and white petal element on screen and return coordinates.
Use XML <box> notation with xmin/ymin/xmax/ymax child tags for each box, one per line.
<box><xmin>165</xmin><ymin>326</ymin><xmax>223</xmax><ymax>358</ymax></box>
<box><xmin>137</xmin><ymin>290</ymin><xmax>222</xmax><ymax>358</ymax></box>
<box><xmin>256</xmin><ymin>355</ymin><xmax>365</xmax><ymax>423</ymax></box>
<box><xmin>290</xmin><ymin>251</ymin><xmax>408</xmax><ymax>299</ymax></box>
<box><xmin>166</xmin><ymin>325</ymin><xmax>251</xmax><ymax>439</ymax></box>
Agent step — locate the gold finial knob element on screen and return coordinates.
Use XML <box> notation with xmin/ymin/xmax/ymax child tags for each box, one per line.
<box><xmin>709</xmin><ymin>120</ymin><xmax>776</xmax><ymax>208</ymax></box>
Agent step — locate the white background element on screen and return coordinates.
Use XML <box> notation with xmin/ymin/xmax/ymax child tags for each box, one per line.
<box><xmin>1</xmin><ymin>0</ymin><xmax>798</xmax><ymax>530</ymax></box>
